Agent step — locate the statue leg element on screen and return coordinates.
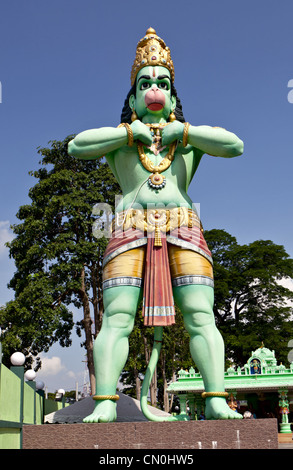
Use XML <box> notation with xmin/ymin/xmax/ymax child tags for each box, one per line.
<box><xmin>174</xmin><ymin>284</ymin><xmax>242</xmax><ymax>419</ymax></box>
<box><xmin>83</xmin><ymin>285</ymin><xmax>142</xmax><ymax>423</ymax></box>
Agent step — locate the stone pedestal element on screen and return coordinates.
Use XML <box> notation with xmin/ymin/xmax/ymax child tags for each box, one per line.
<box><xmin>280</xmin><ymin>422</ymin><xmax>292</xmax><ymax>433</ymax></box>
<box><xmin>23</xmin><ymin>419</ymin><xmax>278</xmax><ymax>449</ymax></box>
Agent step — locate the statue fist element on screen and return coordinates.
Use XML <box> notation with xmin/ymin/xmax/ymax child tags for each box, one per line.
<box><xmin>162</xmin><ymin>121</ymin><xmax>184</xmax><ymax>146</ymax></box>
<box><xmin>130</xmin><ymin>121</ymin><xmax>152</xmax><ymax>146</ymax></box>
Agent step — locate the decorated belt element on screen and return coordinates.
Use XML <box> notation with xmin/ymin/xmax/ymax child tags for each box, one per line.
<box><xmin>112</xmin><ymin>207</ymin><xmax>203</xmax><ymax>246</ymax></box>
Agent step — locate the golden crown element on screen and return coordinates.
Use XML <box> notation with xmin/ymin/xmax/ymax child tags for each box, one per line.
<box><xmin>131</xmin><ymin>27</ymin><xmax>175</xmax><ymax>86</ymax></box>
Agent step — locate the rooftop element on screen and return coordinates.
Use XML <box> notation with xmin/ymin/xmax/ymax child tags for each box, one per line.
<box><xmin>167</xmin><ymin>345</ymin><xmax>293</xmax><ymax>394</ymax></box>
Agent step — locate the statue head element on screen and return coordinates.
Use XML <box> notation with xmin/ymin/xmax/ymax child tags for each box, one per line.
<box><xmin>130</xmin><ymin>27</ymin><xmax>175</xmax><ymax>87</ymax></box>
<box><xmin>120</xmin><ymin>28</ymin><xmax>185</xmax><ymax>124</ymax></box>
<box><xmin>129</xmin><ymin>65</ymin><xmax>176</xmax><ymax>123</ymax></box>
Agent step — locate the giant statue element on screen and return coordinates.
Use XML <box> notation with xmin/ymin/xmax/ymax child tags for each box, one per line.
<box><xmin>68</xmin><ymin>28</ymin><xmax>244</xmax><ymax>422</ymax></box>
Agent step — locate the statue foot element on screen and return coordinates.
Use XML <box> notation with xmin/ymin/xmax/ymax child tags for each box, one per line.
<box><xmin>205</xmin><ymin>397</ymin><xmax>243</xmax><ymax>420</ymax></box>
<box><xmin>83</xmin><ymin>399</ymin><xmax>117</xmax><ymax>423</ymax></box>
<box><xmin>171</xmin><ymin>413</ymin><xmax>190</xmax><ymax>421</ymax></box>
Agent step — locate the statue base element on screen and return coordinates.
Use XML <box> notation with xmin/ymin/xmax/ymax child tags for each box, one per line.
<box><xmin>23</xmin><ymin>419</ymin><xmax>278</xmax><ymax>449</ymax></box>
<box><xmin>279</xmin><ymin>422</ymin><xmax>292</xmax><ymax>433</ymax></box>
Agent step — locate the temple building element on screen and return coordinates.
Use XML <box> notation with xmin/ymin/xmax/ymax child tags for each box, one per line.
<box><xmin>167</xmin><ymin>345</ymin><xmax>293</xmax><ymax>432</ymax></box>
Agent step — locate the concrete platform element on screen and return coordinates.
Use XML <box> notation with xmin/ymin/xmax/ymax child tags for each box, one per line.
<box><xmin>23</xmin><ymin>419</ymin><xmax>278</xmax><ymax>450</ymax></box>
<box><xmin>278</xmin><ymin>432</ymin><xmax>293</xmax><ymax>449</ymax></box>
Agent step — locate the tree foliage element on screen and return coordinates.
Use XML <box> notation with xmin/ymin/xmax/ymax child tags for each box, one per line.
<box><xmin>0</xmin><ymin>136</ymin><xmax>121</xmax><ymax>391</ymax></box>
<box><xmin>205</xmin><ymin>229</ymin><xmax>293</xmax><ymax>366</ymax></box>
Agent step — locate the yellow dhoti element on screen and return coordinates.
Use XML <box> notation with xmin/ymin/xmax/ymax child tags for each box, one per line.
<box><xmin>102</xmin><ymin>207</ymin><xmax>214</xmax><ymax>325</ymax></box>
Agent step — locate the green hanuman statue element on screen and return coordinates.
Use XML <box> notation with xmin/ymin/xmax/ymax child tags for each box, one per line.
<box><xmin>68</xmin><ymin>28</ymin><xmax>244</xmax><ymax>422</ymax></box>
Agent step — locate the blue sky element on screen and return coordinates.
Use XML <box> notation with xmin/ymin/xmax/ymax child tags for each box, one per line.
<box><xmin>0</xmin><ymin>0</ymin><xmax>293</xmax><ymax>392</ymax></box>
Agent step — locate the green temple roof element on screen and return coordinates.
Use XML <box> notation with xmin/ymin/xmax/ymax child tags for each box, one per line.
<box><xmin>167</xmin><ymin>345</ymin><xmax>293</xmax><ymax>394</ymax></box>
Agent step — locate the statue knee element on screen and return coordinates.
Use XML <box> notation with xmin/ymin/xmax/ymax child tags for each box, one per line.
<box><xmin>103</xmin><ymin>306</ymin><xmax>135</xmax><ymax>335</ymax></box>
<box><xmin>174</xmin><ymin>285</ymin><xmax>215</xmax><ymax>330</ymax></box>
<box><xmin>175</xmin><ymin>285</ymin><xmax>214</xmax><ymax>313</ymax></box>
<box><xmin>102</xmin><ymin>288</ymin><xmax>140</xmax><ymax>335</ymax></box>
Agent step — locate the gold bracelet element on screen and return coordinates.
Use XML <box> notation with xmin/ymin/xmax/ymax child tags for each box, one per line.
<box><xmin>117</xmin><ymin>123</ymin><xmax>134</xmax><ymax>147</ymax></box>
<box><xmin>182</xmin><ymin>122</ymin><xmax>190</xmax><ymax>147</ymax></box>
<box><xmin>93</xmin><ymin>394</ymin><xmax>120</xmax><ymax>401</ymax></box>
<box><xmin>201</xmin><ymin>391</ymin><xmax>229</xmax><ymax>399</ymax></box>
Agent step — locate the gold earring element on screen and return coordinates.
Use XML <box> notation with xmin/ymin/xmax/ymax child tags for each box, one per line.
<box><xmin>131</xmin><ymin>109</ymin><xmax>138</xmax><ymax>122</ymax></box>
<box><xmin>169</xmin><ymin>111</ymin><xmax>176</xmax><ymax>122</ymax></box>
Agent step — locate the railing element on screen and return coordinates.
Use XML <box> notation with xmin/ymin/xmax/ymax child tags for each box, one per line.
<box><xmin>0</xmin><ymin>343</ymin><xmax>66</xmax><ymax>449</ymax></box>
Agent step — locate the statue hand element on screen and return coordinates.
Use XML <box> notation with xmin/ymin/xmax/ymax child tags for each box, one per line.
<box><xmin>162</xmin><ymin>121</ymin><xmax>184</xmax><ymax>146</ymax></box>
<box><xmin>130</xmin><ymin>120</ymin><xmax>152</xmax><ymax>146</ymax></box>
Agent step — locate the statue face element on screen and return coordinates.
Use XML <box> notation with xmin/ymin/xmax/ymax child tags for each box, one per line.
<box><xmin>129</xmin><ymin>66</ymin><xmax>176</xmax><ymax>122</ymax></box>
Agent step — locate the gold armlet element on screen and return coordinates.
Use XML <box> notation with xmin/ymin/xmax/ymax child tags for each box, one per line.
<box><xmin>93</xmin><ymin>394</ymin><xmax>120</xmax><ymax>401</ymax></box>
<box><xmin>117</xmin><ymin>123</ymin><xmax>134</xmax><ymax>147</ymax></box>
<box><xmin>182</xmin><ymin>122</ymin><xmax>190</xmax><ymax>147</ymax></box>
<box><xmin>201</xmin><ymin>391</ymin><xmax>229</xmax><ymax>399</ymax></box>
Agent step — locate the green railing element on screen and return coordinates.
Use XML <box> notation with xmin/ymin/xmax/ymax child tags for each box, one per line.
<box><xmin>0</xmin><ymin>343</ymin><xmax>67</xmax><ymax>449</ymax></box>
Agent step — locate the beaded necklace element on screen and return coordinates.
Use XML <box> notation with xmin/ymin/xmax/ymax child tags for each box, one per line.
<box><xmin>138</xmin><ymin>123</ymin><xmax>177</xmax><ymax>190</ymax></box>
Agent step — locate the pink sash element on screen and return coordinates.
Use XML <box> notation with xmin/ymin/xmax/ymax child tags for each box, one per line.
<box><xmin>103</xmin><ymin>224</ymin><xmax>212</xmax><ymax>327</ymax></box>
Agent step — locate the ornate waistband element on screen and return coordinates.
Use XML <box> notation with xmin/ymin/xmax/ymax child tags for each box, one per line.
<box><xmin>112</xmin><ymin>207</ymin><xmax>202</xmax><ymax>246</ymax></box>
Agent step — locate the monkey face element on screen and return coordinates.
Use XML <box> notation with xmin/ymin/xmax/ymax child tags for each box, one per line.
<box><xmin>129</xmin><ymin>66</ymin><xmax>176</xmax><ymax>122</ymax></box>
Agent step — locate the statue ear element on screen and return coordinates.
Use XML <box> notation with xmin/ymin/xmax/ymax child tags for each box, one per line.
<box><xmin>171</xmin><ymin>95</ymin><xmax>176</xmax><ymax>111</ymax></box>
<box><xmin>129</xmin><ymin>94</ymin><xmax>136</xmax><ymax>111</ymax></box>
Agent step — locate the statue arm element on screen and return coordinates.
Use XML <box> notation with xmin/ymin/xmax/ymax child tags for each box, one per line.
<box><xmin>68</xmin><ymin>121</ymin><xmax>152</xmax><ymax>159</ymax></box>
<box><xmin>187</xmin><ymin>125</ymin><xmax>244</xmax><ymax>158</ymax></box>
<box><xmin>162</xmin><ymin>122</ymin><xmax>243</xmax><ymax>158</ymax></box>
<box><xmin>68</xmin><ymin>127</ymin><xmax>128</xmax><ymax>160</ymax></box>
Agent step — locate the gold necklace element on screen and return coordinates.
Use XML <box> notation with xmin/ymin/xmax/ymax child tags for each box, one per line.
<box><xmin>138</xmin><ymin>123</ymin><xmax>177</xmax><ymax>190</ymax></box>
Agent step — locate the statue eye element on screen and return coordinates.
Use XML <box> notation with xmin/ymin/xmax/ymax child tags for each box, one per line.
<box><xmin>140</xmin><ymin>82</ymin><xmax>150</xmax><ymax>90</ymax></box>
<box><xmin>158</xmin><ymin>82</ymin><xmax>168</xmax><ymax>90</ymax></box>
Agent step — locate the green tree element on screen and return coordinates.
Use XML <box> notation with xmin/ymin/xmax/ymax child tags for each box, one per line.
<box><xmin>0</xmin><ymin>136</ymin><xmax>121</xmax><ymax>392</ymax></box>
<box><xmin>204</xmin><ymin>229</ymin><xmax>293</xmax><ymax>366</ymax></box>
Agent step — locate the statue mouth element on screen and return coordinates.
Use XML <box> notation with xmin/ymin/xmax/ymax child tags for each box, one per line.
<box><xmin>145</xmin><ymin>89</ymin><xmax>165</xmax><ymax>111</ymax></box>
<box><xmin>147</xmin><ymin>102</ymin><xmax>164</xmax><ymax>111</ymax></box>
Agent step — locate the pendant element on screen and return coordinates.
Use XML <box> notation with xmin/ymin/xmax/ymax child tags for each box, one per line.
<box><xmin>148</xmin><ymin>172</ymin><xmax>166</xmax><ymax>190</ymax></box>
<box><xmin>148</xmin><ymin>126</ymin><xmax>167</xmax><ymax>155</ymax></box>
